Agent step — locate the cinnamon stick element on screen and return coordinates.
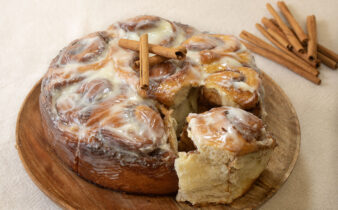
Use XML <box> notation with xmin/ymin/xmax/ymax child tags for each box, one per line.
<box><xmin>264</xmin><ymin>21</ymin><xmax>319</xmax><ymax>67</ymax></box>
<box><xmin>139</xmin><ymin>34</ymin><xmax>149</xmax><ymax>90</ymax></box>
<box><xmin>318</xmin><ymin>44</ymin><xmax>338</xmax><ymax>63</ymax></box>
<box><xmin>262</xmin><ymin>17</ymin><xmax>287</xmax><ymax>40</ymax></box>
<box><xmin>269</xmin><ymin>18</ymin><xmax>301</xmax><ymax>43</ymax></box>
<box><xmin>256</xmin><ymin>23</ymin><xmax>294</xmax><ymax>56</ymax></box>
<box><xmin>134</xmin><ymin>55</ymin><xmax>168</xmax><ymax>70</ymax></box>
<box><xmin>294</xmin><ymin>48</ymin><xmax>320</xmax><ymax>68</ymax></box>
<box><xmin>270</xmin><ymin>18</ymin><xmax>300</xmax><ymax>43</ymax></box>
<box><xmin>254</xmin><ymin>24</ymin><xmax>319</xmax><ymax>75</ymax></box>
<box><xmin>241</xmin><ymin>41</ymin><xmax>320</xmax><ymax>85</ymax></box>
<box><xmin>241</xmin><ymin>30</ymin><xmax>318</xmax><ymax>76</ymax></box>
<box><xmin>277</xmin><ymin>17</ymin><xmax>337</xmax><ymax>65</ymax></box>
<box><xmin>137</xmin><ymin>89</ymin><xmax>148</xmax><ymax>98</ymax></box>
<box><xmin>266</xmin><ymin>28</ymin><xmax>293</xmax><ymax>50</ymax></box>
<box><xmin>119</xmin><ymin>39</ymin><xmax>186</xmax><ymax>60</ymax></box>
<box><xmin>306</xmin><ymin>15</ymin><xmax>317</xmax><ymax>61</ymax></box>
<box><xmin>318</xmin><ymin>52</ymin><xmax>337</xmax><ymax>70</ymax></box>
<box><xmin>270</xmin><ymin>16</ymin><xmax>337</xmax><ymax>64</ymax></box>
<box><xmin>269</xmin><ymin>18</ymin><xmax>279</xmax><ymax>28</ymax></box>
<box><xmin>277</xmin><ymin>1</ymin><xmax>308</xmax><ymax>44</ymax></box>
<box><xmin>266</xmin><ymin>3</ymin><xmax>304</xmax><ymax>53</ymax></box>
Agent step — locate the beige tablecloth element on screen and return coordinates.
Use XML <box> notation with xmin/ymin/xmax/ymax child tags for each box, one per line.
<box><xmin>1</xmin><ymin>0</ymin><xmax>337</xmax><ymax>209</ymax></box>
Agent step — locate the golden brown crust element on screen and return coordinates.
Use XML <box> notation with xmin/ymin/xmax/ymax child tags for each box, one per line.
<box><xmin>77</xmin><ymin>142</ymin><xmax>178</xmax><ymax>194</ymax></box>
<box><xmin>40</xmin><ymin>96</ymin><xmax>178</xmax><ymax>194</ymax></box>
<box><xmin>40</xmin><ymin>95</ymin><xmax>78</xmax><ymax>171</ymax></box>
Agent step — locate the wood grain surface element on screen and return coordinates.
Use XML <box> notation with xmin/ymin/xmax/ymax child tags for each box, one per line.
<box><xmin>16</xmin><ymin>72</ymin><xmax>301</xmax><ymax>210</ymax></box>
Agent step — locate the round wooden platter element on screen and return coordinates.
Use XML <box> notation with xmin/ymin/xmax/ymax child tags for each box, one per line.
<box><xmin>16</xmin><ymin>72</ymin><xmax>300</xmax><ymax>210</ymax></box>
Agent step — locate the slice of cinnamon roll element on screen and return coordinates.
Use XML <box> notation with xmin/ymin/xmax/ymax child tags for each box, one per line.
<box><xmin>175</xmin><ymin>106</ymin><xmax>275</xmax><ymax>205</ymax></box>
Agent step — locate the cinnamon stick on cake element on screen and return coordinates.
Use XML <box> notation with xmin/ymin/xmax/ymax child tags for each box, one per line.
<box><xmin>134</xmin><ymin>55</ymin><xmax>168</xmax><ymax>70</ymax></box>
<box><xmin>139</xmin><ymin>34</ymin><xmax>150</xmax><ymax>90</ymax></box>
<box><xmin>119</xmin><ymin>39</ymin><xmax>186</xmax><ymax>60</ymax></box>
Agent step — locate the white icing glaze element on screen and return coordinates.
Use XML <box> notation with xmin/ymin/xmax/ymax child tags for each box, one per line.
<box><xmin>218</xmin><ymin>56</ymin><xmax>242</xmax><ymax>67</ymax></box>
<box><xmin>118</xmin><ymin>19</ymin><xmax>174</xmax><ymax>45</ymax></box>
<box><xmin>187</xmin><ymin>107</ymin><xmax>264</xmax><ymax>154</ymax></box>
<box><xmin>43</xmin><ymin>16</ymin><xmax>261</xmax><ymax>159</ymax></box>
<box><xmin>233</xmin><ymin>81</ymin><xmax>255</xmax><ymax>92</ymax></box>
<box><xmin>186</xmin><ymin>51</ymin><xmax>201</xmax><ymax>64</ymax></box>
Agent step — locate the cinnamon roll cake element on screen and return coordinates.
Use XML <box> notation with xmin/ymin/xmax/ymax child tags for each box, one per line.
<box><xmin>39</xmin><ymin>15</ymin><xmax>275</xmax><ymax>204</ymax></box>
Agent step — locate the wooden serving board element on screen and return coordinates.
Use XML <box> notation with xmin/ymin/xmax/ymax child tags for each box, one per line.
<box><xmin>16</xmin><ymin>72</ymin><xmax>300</xmax><ymax>210</ymax></box>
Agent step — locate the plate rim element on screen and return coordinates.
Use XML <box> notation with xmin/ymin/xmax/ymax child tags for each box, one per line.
<box><xmin>16</xmin><ymin>79</ymin><xmax>75</xmax><ymax>209</ymax></box>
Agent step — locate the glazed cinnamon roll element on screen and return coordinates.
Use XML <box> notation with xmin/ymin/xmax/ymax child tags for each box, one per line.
<box><xmin>40</xmin><ymin>15</ymin><xmax>274</xmax><ymax>201</ymax></box>
<box><xmin>182</xmin><ymin>34</ymin><xmax>261</xmax><ymax>110</ymax></box>
<box><xmin>203</xmin><ymin>66</ymin><xmax>260</xmax><ymax>109</ymax></box>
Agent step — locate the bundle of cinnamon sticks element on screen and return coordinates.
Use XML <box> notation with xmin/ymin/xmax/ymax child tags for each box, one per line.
<box><xmin>240</xmin><ymin>1</ymin><xmax>338</xmax><ymax>85</ymax></box>
<box><xmin>118</xmin><ymin>35</ymin><xmax>187</xmax><ymax>97</ymax></box>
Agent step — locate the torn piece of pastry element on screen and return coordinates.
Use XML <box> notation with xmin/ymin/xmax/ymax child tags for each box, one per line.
<box><xmin>175</xmin><ymin>106</ymin><xmax>275</xmax><ymax>205</ymax></box>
